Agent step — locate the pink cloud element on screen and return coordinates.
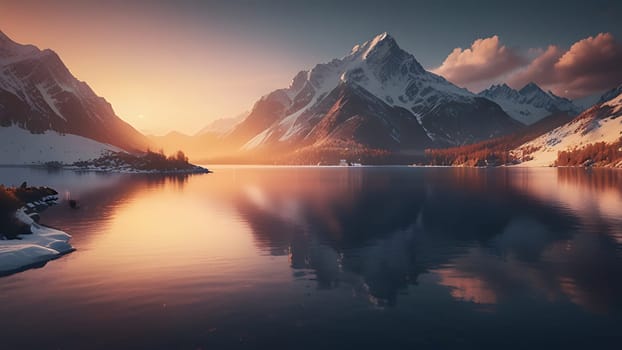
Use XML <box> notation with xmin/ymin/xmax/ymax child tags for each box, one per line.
<box><xmin>553</xmin><ymin>33</ymin><xmax>622</xmax><ymax>97</ymax></box>
<box><xmin>507</xmin><ymin>45</ymin><xmax>563</xmax><ymax>88</ymax></box>
<box><xmin>508</xmin><ymin>33</ymin><xmax>622</xmax><ymax>98</ymax></box>
<box><xmin>435</xmin><ymin>33</ymin><xmax>622</xmax><ymax>99</ymax></box>
<box><xmin>432</xmin><ymin>36</ymin><xmax>526</xmax><ymax>91</ymax></box>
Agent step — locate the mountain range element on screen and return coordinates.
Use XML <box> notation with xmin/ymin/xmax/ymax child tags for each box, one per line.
<box><xmin>478</xmin><ymin>83</ymin><xmax>580</xmax><ymax>125</ymax></box>
<box><xmin>221</xmin><ymin>33</ymin><xmax>522</xmax><ymax>163</ymax></box>
<box><xmin>513</xmin><ymin>86</ymin><xmax>622</xmax><ymax>166</ymax></box>
<box><xmin>0</xmin><ymin>30</ymin><xmax>620</xmax><ymax>166</ymax></box>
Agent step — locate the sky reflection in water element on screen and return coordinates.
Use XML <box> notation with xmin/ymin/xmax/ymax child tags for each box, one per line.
<box><xmin>0</xmin><ymin>166</ymin><xmax>621</xmax><ymax>349</ymax></box>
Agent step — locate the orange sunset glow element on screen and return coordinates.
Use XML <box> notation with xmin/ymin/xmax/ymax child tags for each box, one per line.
<box><xmin>1</xmin><ymin>2</ymin><xmax>307</xmax><ymax>135</ymax></box>
<box><xmin>1</xmin><ymin>1</ymin><xmax>622</xmax><ymax>349</ymax></box>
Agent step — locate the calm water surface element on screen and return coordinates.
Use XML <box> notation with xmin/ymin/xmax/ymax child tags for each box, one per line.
<box><xmin>0</xmin><ymin>166</ymin><xmax>621</xmax><ymax>349</ymax></box>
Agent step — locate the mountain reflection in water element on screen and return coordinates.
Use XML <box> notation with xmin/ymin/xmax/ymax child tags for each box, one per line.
<box><xmin>229</xmin><ymin>167</ymin><xmax>622</xmax><ymax>311</ymax></box>
<box><xmin>0</xmin><ymin>166</ymin><xmax>620</xmax><ymax>349</ymax></box>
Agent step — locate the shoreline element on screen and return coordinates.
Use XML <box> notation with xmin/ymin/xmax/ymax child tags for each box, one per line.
<box><xmin>0</xmin><ymin>192</ymin><xmax>75</xmax><ymax>277</ymax></box>
<box><xmin>63</xmin><ymin>165</ymin><xmax>212</xmax><ymax>174</ymax></box>
<box><xmin>0</xmin><ymin>163</ymin><xmax>211</xmax><ymax>174</ymax></box>
<box><xmin>1</xmin><ymin>163</ymin><xmax>620</xmax><ymax>171</ymax></box>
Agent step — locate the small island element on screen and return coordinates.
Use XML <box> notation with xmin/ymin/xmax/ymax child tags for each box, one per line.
<box><xmin>67</xmin><ymin>150</ymin><xmax>211</xmax><ymax>174</ymax></box>
<box><xmin>0</xmin><ymin>184</ymin><xmax>74</xmax><ymax>276</ymax></box>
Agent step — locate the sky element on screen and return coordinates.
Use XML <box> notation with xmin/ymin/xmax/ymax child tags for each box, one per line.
<box><xmin>1</xmin><ymin>0</ymin><xmax>621</xmax><ymax>135</ymax></box>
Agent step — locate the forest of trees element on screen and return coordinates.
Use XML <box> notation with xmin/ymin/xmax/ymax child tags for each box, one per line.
<box><xmin>141</xmin><ymin>149</ymin><xmax>191</xmax><ymax>170</ymax></box>
<box><xmin>425</xmin><ymin>136</ymin><xmax>622</xmax><ymax>168</ymax></box>
<box><xmin>74</xmin><ymin>149</ymin><xmax>196</xmax><ymax>171</ymax></box>
<box><xmin>279</xmin><ymin>144</ymin><xmax>392</xmax><ymax>165</ymax></box>
<box><xmin>555</xmin><ymin>138</ymin><xmax>622</xmax><ymax>167</ymax></box>
<box><xmin>423</xmin><ymin>113</ymin><xmax>574</xmax><ymax>166</ymax></box>
<box><xmin>424</xmin><ymin>138</ymin><xmax>518</xmax><ymax>166</ymax></box>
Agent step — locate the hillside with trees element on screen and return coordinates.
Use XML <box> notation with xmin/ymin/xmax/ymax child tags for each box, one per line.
<box><xmin>72</xmin><ymin>150</ymin><xmax>210</xmax><ymax>173</ymax></box>
<box><xmin>423</xmin><ymin>113</ymin><xmax>574</xmax><ymax>166</ymax></box>
<box><xmin>555</xmin><ymin>138</ymin><xmax>622</xmax><ymax>167</ymax></box>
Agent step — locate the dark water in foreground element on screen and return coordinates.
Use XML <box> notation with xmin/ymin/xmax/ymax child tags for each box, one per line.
<box><xmin>0</xmin><ymin>166</ymin><xmax>621</xmax><ymax>349</ymax></box>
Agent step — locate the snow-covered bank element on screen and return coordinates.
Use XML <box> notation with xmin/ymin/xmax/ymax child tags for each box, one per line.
<box><xmin>0</xmin><ymin>195</ymin><xmax>74</xmax><ymax>276</ymax></box>
<box><xmin>0</xmin><ymin>126</ymin><xmax>210</xmax><ymax>173</ymax></box>
<box><xmin>0</xmin><ymin>125</ymin><xmax>120</xmax><ymax>165</ymax></box>
<box><xmin>65</xmin><ymin>164</ymin><xmax>211</xmax><ymax>174</ymax></box>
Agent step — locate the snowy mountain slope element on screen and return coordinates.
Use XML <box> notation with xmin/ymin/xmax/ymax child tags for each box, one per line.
<box><xmin>242</xmin><ymin>82</ymin><xmax>434</xmax><ymax>151</ymax></box>
<box><xmin>0</xmin><ymin>30</ymin><xmax>149</xmax><ymax>152</ymax></box>
<box><xmin>227</xmin><ymin>33</ymin><xmax>520</xmax><ymax>154</ymax></box>
<box><xmin>0</xmin><ymin>126</ymin><xmax>120</xmax><ymax>165</ymax></box>
<box><xmin>512</xmin><ymin>91</ymin><xmax>622</xmax><ymax>166</ymax></box>
<box><xmin>479</xmin><ymin>83</ymin><xmax>580</xmax><ymax>125</ymax></box>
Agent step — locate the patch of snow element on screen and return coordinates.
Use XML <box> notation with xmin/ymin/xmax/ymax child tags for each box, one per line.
<box><xmin>361</xmin><ymin>32</ymin><xmax>389</xmax><ymax>60</ymax></box>
<box><xmin>242</xmin><ymin>128</ymin><xmax>273</xmax><ymax>150</ymax></box>
<box><xmin>487</xmin><ymin>98</ymin><xmax>551</xmax><ymax>125</ymax></box>
<box><xmin>277</xmin><ymin>83</ymin><xmax>334</xmax><ymax>141</ymax></box>
<box><xmin>36</xmin><ymin>83</ymin><xmax>66</xmax><ymax>121</ymax></box>
<box><xmin>0</xmin><ymin>125</ymin><xmax>121</xmax><ymax>165</ymax></box>
<box><xmin>603</xmin><ymin>93</ymin><xmax>622</xmax><ymax>113</ymax></box>
<box><xmin>0</xmin><ymin>208</ymin><xmax>73</xmax><ymax>276</ymax></box>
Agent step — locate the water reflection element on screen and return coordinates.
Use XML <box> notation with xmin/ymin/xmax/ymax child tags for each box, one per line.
<box><xmin>230</xmin><ymin>167</ymin><xmax>622</xmax><ymax>311</ymax></box>
<box><xmin>557</xmin><ymin>167</ymin><xmax>622</xmax><ymax>193</ymax></box>
<box><xmin>1</xmin><ymin>166</ymin><xmax>621</xmax><ymax>349</ymax></box>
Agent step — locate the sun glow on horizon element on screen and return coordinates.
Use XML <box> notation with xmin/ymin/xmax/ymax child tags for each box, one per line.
<box><xmin>2</xmin><ymin>1</ymin><xmax>621</xmax><ymax>135</ymax></box>
<box><xmin>0</xmin><ymin>3</ymin><xmax>307</xmax><ymax>135</ymax></box>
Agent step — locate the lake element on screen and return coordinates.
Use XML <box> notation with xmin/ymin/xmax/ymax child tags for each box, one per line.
<box><xmin>0</xmin><ymin>166</ymin><xmax>621</xmax><ymax>349</ymax></box>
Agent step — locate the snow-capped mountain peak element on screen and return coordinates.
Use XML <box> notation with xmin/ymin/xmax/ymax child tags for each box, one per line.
<box><xmin>228</xmin><ymin>32</ymin><xmax>519</xmax><ymax>154</ymax></box>
<box><xmin>349</xmin><ymin>32</ymin><xmax>389</xmax><ymax>57</ymax></box>
<box><xmin>349</xmin><ymin>32</ymin><xmax>398</xmax><ymax>61</ymax></box>
<box><xmin>300</xmin><ymin>32</ymin><xmax>468</xmax><ymax>110</ymax></box>
<box><xmin>518</xmin><ymin>82</ymin><xmax>571</xmax><ymax>107</ymax></box>
<box><xmin>481</xmin><ymin>83</ymin><xmax>522</xmax><ymax>100</ymax></box>
<box><xmin>479</xmin><ymin>82</ymin><xmax>580</xmax><ymax>125</ymax></box>
<box><xmin>344</xmin><ymin>32</ymin><xmax>425</xmax><ymax>80</ymax></box>
<box><xmin>518</xmin><ymin>82</ymin><xmax>543</xmax><ymax>95</ymax></box>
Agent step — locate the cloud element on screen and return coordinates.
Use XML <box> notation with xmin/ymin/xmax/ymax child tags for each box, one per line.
<box><xmin>507</xmin><ymin>45</ymin><xmax>563</xmax><ymax>88</ymax></box>
<box><xmin>432</xmin><ymin>36</ymin><xmax>526</xmax><ymax>91</ymax></box>
<box><xmin>434</xmin><ymin>33</ymin><xmax>622</xmax><ymax>98</ymax></box>
<box><xmin>509</xmin><ymin>33</ymin><xmax>622</xmax><ymax>98</ymax></box>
